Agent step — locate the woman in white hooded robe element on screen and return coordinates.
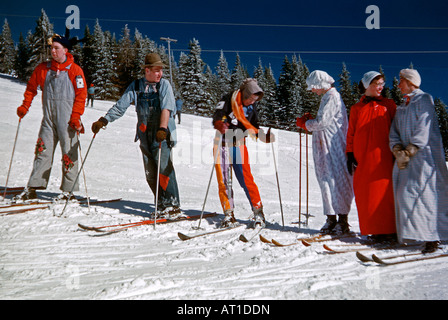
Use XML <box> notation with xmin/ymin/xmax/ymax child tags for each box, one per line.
<box><xmin>389</xmin><ymin>68</ymin><xmax>448</xmax><ymax>253</ymax></box>
<box><xmin>296</xmin><ymin>70</ymin><xmax>354</xmax><ymax>234</ymax></box>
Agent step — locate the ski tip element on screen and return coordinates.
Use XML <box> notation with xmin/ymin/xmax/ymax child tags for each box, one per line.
<box><xmin>301</xmin><ymin>239</ymin><xmax>312</xmax><ymax>247</ymax></box>
<box><xmin>239</xmin><ymin>234</ymin><xmax>249</xmax><ymax>242</ymax></box>
<box><xmin>177</xmin><ymin>232</ymin><xmax>191</xmax><ymax>241</ymax></box>
<box><xmin>271</xmin><ymin>239</ymin><xmax>284</xmax><ymax>247</ymax></box>
<box><xmin>356</xmin><ymin>251</ymin><xmax>373</xmax><ymax>263</ymax></box>
<box><xmin>372</xmin><ymin>254</ymin><xmax>386</xmax><ymax>265</ymax></box>
<box><xmin>322</xmin><ymin>244</ymin><xmax>334</xmax><ymax>252</ymax></box>
<box><xmin>259</xmin><ymin>235</ymin><xmax>272</xmax><ymax>244</ymax></box>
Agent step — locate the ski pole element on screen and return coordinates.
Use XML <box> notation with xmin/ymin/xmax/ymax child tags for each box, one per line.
<box><xmin>153</xmin><ymin>142</ymin><xmax>162</xmax><ymax>229</ymax></box>
<box><xmin>195</xmin><ymin>132</ymin><xmax>222</xmax><ymax>230</ymax></box>
<box><xmin>269</xmin><ymin>128</ymin><xmax>284</xmax><ymax>228</ymax></box>
<box><xmin>298</xmin><ymin>130</ymin><xmax>302</xmax><ymax>226</ymax></box>
<box><xmin>59</xmin><ymin>133</ymin><xmax>96</xmax><ymax>217</ymax></box>
<box><xmin>3</xmin><ymin>118</ymin><xmax>21</xmax><ymax>199</ymax></box>
<box><xmin>305</xmin><ymin>131</ymin><xmax>310</xmax><ymax>225</ymax></box>
<box><xmin>77</xmin><ymin>131</ymin><xmax>90</xmax><ymax>212</ymax></box>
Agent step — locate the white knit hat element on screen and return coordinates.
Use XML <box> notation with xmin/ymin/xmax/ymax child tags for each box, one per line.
<box><xmin>361</xmin><ymin>71</ymin><xmax>381</xmax><ymax>89</ymax></box>
<box><xmin>400</xmin><ymin>68</ymin><xmax>421</xmax><ymax>87</ymax></box>
<box><xmin>306</xmin><ymin>70</ymin><xmax>335</xmax><ymax>90</ymax></box>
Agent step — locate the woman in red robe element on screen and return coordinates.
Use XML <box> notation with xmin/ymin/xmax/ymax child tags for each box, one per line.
<box><xmin>346</xmin><ymin>71</ymin><xmax>397</xmax><ymax>242</ymax></box>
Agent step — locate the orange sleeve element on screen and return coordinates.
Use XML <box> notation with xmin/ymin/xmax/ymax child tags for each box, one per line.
<box><xmin>68</xmin><ymin>64</ymin><xmax>87</xmax><ymax>118</ymax></box>
<box><xmin>21</xmin><ymin>63</ymin><xmax>48</xmax><ymax>109</ymax></box>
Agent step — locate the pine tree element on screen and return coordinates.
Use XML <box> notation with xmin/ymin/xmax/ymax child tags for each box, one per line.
<box><xmin>28</xmin><ymin>9</ymin><xmax>53</xmax><ymax>69</ymax></box>
<box><xmin>276</xmin><ymin>56</ymin><xmax>300</xmax><ymax>129</ymax></box>
<box><xmin>295</xmin><ymin>56</ymin><xmax>320</xmax><ymax>117</ymax></box>
<box><xmin>262</xmin><ymin>65</ymin><xmax>281</xmax><ymax>127</ymax></box>
<box><xmin>434</xmin><ymin>98</ymin><xmax>448</xmax><ymax>159</ymax></box>
<box><xmin>339</xmin><ymin>62</ymin><xmax>356</xmax><ymax>116</ymax></box>
<box><xmin>0</xmin><ymin>19</ymin><xmax>16</xmax><ymax>74</ymax></box>
<box><xmin>91</xmin><ymin>20</ymin><xmax>118</xmax><ymax>100</ymax></box>
<box><xmin>230</xmin><ymin>53</ymin><xmax>246</xmax><ymax>91</ymax></box>
<box><xmin>204</xmin><ymin>65</ymin><xmax>220</xmax><ymax>111</ymax></box>
<box><xmin>81</xmin><ymin>24</ymin><xmax>95</xmax><ymax>86</ymax></box>
<box><xmin>215</xmin><ymin>50</ymin><xmax>231</xmax><ymax>99</ymax></box>
<box><xmin>390</xmin><ymin>76</ymin><xmax>403</xmax><ymax>106</ymax></box>
<box><xmin>115</xmin><ymin>24</ymin><xmax>136</xmax><ymax>96</ymax></box>
<box><xmin>14</xmin><ymin>32</ymin><xmax>31</xmax><ymax>81</ymax></box>
<box><xmin>179</xmin><ymin>38</ymin><xmax>211</xmax><ymax>115</ymax></box>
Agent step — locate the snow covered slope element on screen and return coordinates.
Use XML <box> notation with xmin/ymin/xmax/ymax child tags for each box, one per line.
<box><xmin>1</xmin><ymin>75</ymin><xmax>447</xmax><ymax>300</ymax></box>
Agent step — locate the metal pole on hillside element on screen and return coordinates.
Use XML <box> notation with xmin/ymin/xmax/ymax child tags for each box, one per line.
<box><xmin>160</xmin><ymin>37</ymin><xmax>177</xmax><ymax>87</ymax></box>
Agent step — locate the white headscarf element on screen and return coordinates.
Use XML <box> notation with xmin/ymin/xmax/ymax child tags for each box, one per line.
<box><xmin>361</xmin><ymin>71</ymin><xmax>381</xmax><ymax>89</ymax></box>
<box><xmin>400</xmin><ymin>68</ymin><xmax>421</xmax><ymax>87</ymax></box>
<box><xmin>306</xmin><ymin>70</ymin><xmax>335</xmax><ymax>90</ymax></box>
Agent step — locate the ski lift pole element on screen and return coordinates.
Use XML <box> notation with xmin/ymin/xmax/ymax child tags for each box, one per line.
<box><xmin>195</xmin><ymin>132</ymin><xmax>222</xmax><ymax>230</ymax></box>
<box><xmin>3</xmin><ymin>118</ymin><xmax>21</xmax><ymax>198</ymax></box>
<box><xmin>153</xmin><ymin>142</ymin><xmax>162</xmax><ymax>229</ymax></box>
<box><xmin>59</xmin><ymin>133</ymin><xmax>96</xmax><ymax>217</ymax></box>
<box><xmin>269</xmin><ymin>128</ymin><xmax>284</xmax><ymax>228</ymax></box>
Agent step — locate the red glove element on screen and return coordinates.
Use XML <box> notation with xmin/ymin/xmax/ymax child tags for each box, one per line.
<box><xmin>296</xmin><ymin>116</ymin><xmax>308</xmax><ymax>130</ymax></box>
<box><xmin>296</xmin><ymin>113</ymin><xmax>313</xmax><ymax>130</ymax></box>
<box><xmin>214</xmin><ymin>120</ymin><xmax>229</xmax><ymax>134</ymax></box>
<box><xmin>69</xmin><ymin>113</ymin><xmax>85</xmax><ymax>133</ymax></box>
<box><xmin>17</xmin><ymin>105</ymin><xmax>29</xmax><ymax>118</ymax></box>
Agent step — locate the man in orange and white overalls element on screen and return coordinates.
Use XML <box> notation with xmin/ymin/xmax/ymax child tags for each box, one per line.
<box><xmin>15</xmin><ymin>34</ymin><xmax>87</xmax><ymax>201</ymax></box>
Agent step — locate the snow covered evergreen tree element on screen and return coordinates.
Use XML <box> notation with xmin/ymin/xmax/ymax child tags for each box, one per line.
<box><xmin>115</xmin><ymin>24</ymin><xmax>136</xmax><ymax>96</ymax></box>
<box><xmin>91</xmin><ymin>20</ymin><xmax>118</xmax><ymax>100</ymax></box>
<box><xmin>339</xmin><ymin>62</ymin><xmax>357</xmax><ymax>116</ymax></box>
<box><xmin>276</xmin><ymin>56</ymin><xmax>300</xmax><ymax>129</ymax></box>
<box><xmin>178</xmin><ymin>38</ymin><xmax>211</xmax><ymax>115</ymax></box>
<box><xmin>230</xmin><ymin>53</ymin><xmax>247</xmax><ymax>91</ymax></box>
<box><xmin>294</xmin><ymin>55</ymin><xmax>320</xmax><ymax>117</ymax></box>
<box><xmin>14</xmin><ymin>32</ymin><xmax>32</xmax><ymax>81</ymax></box>
<box><xmin>28</xmin><ymin>9</ymin><xmax>53</xmax><ymax>69</ymax></box>
<box><xmin>390</xmin><ymin>76</ymin><xmax>403</xmax><ymax>106</ymax></box>
<box><xmin>434</xmin><ymin>98</ymin><xmax>448</xmax><ymax>159</ymax></box>
<box><xmin>215</xmin><ymin>50</ymin><xmax>231</xmax><ymax>99</ymax></box>
<box><xmin>0</xmin><ymin>19</ymin><xmax>16</xmax><ymax>75</ymax></box>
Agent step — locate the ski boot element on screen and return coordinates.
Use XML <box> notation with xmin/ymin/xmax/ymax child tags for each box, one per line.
<box><xmin>220</xmin><ymin>210</ymin><xmax>239</xmax><ymax>228</ymax></box>
<box><xmin>332</xmin><ymin>214</ymin><xmax>350</xmax><ymax>235</ymax></box>
<box><xmin>422</xmin><ymin>241</ymin><xmax>441</xmax><ymax>254</ymax></box>
<box><xmin>249</xmin><ymin>207</ymin><xmax>266</xmax><ymax>228</ymax></box>
<box><xmin>157</xmin><ymin>206</ymin><xmax>184</xmax><ymax>220</ymax></box>
<box><xmin>13</xmin><ymin>187</ymin><xmax>37</xmax><ymax>202</ymax></box>
<box><xmin>53</xmin><ymin>192</ymin><xmax>76</xmax><ymax>202</ymax></box>
<box><xmin>320</xmin><ymin>215</ymin><xmax>337</xmax><ymax>234</ymax></box>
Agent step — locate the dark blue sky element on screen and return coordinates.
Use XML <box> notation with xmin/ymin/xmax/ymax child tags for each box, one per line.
<box><xmin>2</xmin><ymin>0</ymin><xmax>448</xmax><ymax>102</ymax></box>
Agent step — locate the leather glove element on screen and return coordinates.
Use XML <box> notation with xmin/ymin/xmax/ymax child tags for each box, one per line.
<box><xmin>346</xmin><ymin>152</ymin><xmax>358</xmax><ymax>175</ymax></box>
<box><xmin>392</xmin><ymin>144</ymin><xmax>410</xmax><ymax>169</ymax></box>
<box><xmin>17</xmin><ymin>105</ymin><xmax>29</xmax><ymax>118</ymax></box>
<box><xmin>156</xmin><ymin>127</ymin><xmax>168</xmax><ymax>142</ymax></box>
<box><xmin>406</xmin><ymin>144</ymin><xmax>419</xmax><ymax>157</ymax></box>
<box><xmin>214</xmin><ymin>120</ymin><xmax>229</xmax><ymax>134</ymax></box>
<box><xmin>91</xmin><ymin>117</ymin><xmax>108</xmax><ymax>134</ymax></box>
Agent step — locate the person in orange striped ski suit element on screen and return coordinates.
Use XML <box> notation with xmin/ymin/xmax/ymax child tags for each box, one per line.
<box><xmin>212</xmin><ymin>79</ymin><xmax>274</xmax><ymax>228</ymax></box>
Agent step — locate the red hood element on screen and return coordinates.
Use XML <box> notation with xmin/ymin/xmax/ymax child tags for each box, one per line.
<box><xmin>50</xmin><ymin>52</ymin><xmax>75</xmax><ymax>71</ymax></box>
